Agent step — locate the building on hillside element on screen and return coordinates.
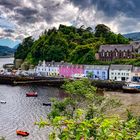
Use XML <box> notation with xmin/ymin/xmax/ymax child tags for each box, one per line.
<box><xmin>84</xmin><ymin>65</ymin><xmax>109</xmax><ymax>80</ymax></box>
<box><xmin>98</xmin><ymin>44</ymin><xmax>133</xmax><ymax>61</ymax></box>
<box><xmin>59</xmin><ymin>64</ymin><xmax>84</xmax><ymax>78</ymax></box>
<box><xmin>131</xmin><ymin>41</ymin><xmax>140</xmax><ymax>54</ymax></box>
<box><xmin>131</xmin><ymin>67</ymin><xmax>140</xmax><ymax>82</ymax></box>
<box><xmin>109</xmin><ymin>64</ymin><xmax>133</xmax><ymax>82</ymax></box>
<box><xmin>34</xmin><ymin>60</ymin><xmax>61</xmax><ymax>76</ymax></box>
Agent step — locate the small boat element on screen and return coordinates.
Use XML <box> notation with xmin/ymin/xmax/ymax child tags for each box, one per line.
<box><xmin>123</xmin><ymin>82</ymin><xmax>140</xmax><ymax>93</ymax></box>
<box><xmin>26</xmin><ymin>92</ymin><xmax>38</xmax><ymax>97</ymax></box>
<box><xmin>43</xmin><ymin>103</ymin><xmax>51</xmax><ymax>106</ymax></box>
<box><xmin>16</xmin><ymin>130</ymin><xmax>29</xmax><ymax>136</ymax></box>
<box><xmin>0</xmin><ymin>100</ymin><xmax>6</xmax><ymax>104</ymax></box>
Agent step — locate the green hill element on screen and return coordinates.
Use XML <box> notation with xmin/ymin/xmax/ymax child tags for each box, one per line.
<box><xmin>14</xmin><ymin>24</ymin><xmax>129</xmax><ymax>65</ymax></box>
<box><xmin>123</xmin><ymin>32</ymin><xmax>140</xmax><ymax>41</ymax></box>
<box><xmin>0</xmin><ymin>45</ymin><xmax>15</xmax><ymax>57</ymax></box>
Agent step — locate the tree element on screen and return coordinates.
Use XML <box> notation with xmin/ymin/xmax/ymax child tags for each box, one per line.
<box><xmin>14</xmin><ymin>36</ymin><xmax>34</xmax><ymax>60</ymax></box>
<box><xmin>95</xmin><ymin>24</ymin><xmax>111</xmax><ymax>37</ymax></box>
<box><xmin>35</xmin><ymin>79</ymin><xmax>126</xmax><ymax>140</ymax></box>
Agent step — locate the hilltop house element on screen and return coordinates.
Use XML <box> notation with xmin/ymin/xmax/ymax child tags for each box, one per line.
<box><xmin>109</xmin><ymin>64</ymin><xmax>133</xmax><ymax>82</ymax></box>
<box><xmin>84</xmin><ymin>65</ymin><xmax>109</xmax><ymax>80</ymax></box>
<box><xmin>59</xmin><ymin>64</ymin><xmax>84</xmax><ymax>78</ymax></box>
<box><xmin>34</xmin><ymin>60</ymin><xmax>60</xmax><ymax>76</ymax></box>
<box><xmin>98</xmin><ymin>44</ymin><xmax>133</xmax><ymax>61</ymax></box>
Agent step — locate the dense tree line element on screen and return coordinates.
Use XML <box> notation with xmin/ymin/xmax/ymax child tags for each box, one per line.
<box><xmin>14</xmin><ymin>24</ymin><xmax>129</xmax><ymax>65</ymax></box>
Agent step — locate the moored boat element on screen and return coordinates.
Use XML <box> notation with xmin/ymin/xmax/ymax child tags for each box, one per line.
<box><xmin>43</xmin><ymin>103</ymin><xmax>51</xmax><ymax>106</ymax></box>
<box><xmin>16</xmin><ymin>130</ymin><xmax>29</xmax><ymax>136</ymax></box>
<box><xmin>26</xmin><ymin>92</ymin><xmax>38</xmax><ymax>97</ymax></box>
<box><xmin>123</xmin><ymin>82</ymin><xmax>140</xmax><ymax>93</ymax></box>
<box><xmin>0</xmin><ymin>100</ymin><xmax>6</xmax><ymax>104</ymax></box>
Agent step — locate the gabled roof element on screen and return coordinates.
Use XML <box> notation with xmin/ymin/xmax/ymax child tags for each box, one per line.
<box><xmin>99</xmin><ymin>44</ymin><xmax>133</xmax><ymax>52</ymax></box>
<box><xmin>110</xmin><ymin>64</ymin><xmax>133</xmax><ymax>70</ymax></box>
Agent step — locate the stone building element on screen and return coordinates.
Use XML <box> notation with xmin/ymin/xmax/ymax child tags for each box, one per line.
<box><xmin>98</xmin><ymin>44</ymin><xmax>133</xmax><ymax>61</ymax></box>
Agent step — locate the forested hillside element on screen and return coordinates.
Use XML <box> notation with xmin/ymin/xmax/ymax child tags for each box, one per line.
<box><xmin>0</xmin><ymin>45</ymin><xmax>15</xmax><ymax>56</ymax></box>
<box><xmin>14</xmin><ymin>24</ymin><xmax>129</xmax><ymax>65</ymax></box>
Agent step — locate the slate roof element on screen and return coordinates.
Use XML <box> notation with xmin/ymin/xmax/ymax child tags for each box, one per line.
<box><xmin>99</xmin><ymin>44</ymin><xmax>133</xmax><ymax>52</ymax></box>
<box><xmin>84</xmin><ymin>65</ymin><xmax>109</xmax><ymax>70</ymax></box>
<box><xmin>110</xmin><ymin>64</ymin><xmax>133</xmax><ymax>70</ymax></box>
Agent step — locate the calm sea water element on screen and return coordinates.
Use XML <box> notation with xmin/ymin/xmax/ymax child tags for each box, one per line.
<box><xmin>0</xmin><ymin>58</ymin><xmax>14</xmax><ymax>68</ymax></box>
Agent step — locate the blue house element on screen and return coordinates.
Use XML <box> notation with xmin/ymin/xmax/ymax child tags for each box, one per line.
<box><xmin>84</xmin><ymin>65</ymin><xmax>109</xmax><ymax>80</ymax></box>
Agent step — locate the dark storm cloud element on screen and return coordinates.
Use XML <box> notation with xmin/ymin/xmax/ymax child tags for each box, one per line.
<box><xmin>70</xmin><ymin>0</ymin><xmax>140</xmax><ymax>18</ymax></box>
<box><xmin>13</xmin><ymin>7</ymin><xmax>40</xmax><ymax>24</ymax></box>
<box><xmin>4</xmin><ymin>29</ymin><xmax>15</xmax><ymax>33</ymax></box>
<box><xmin>0</xmin><ymin>0</ymin><xmax>20</xmax><ymax>9</ymax></box>
<box><xmin>14</xmin><ymin>7</ymin><xmax>38</xmax><ymax>16</ymax></box>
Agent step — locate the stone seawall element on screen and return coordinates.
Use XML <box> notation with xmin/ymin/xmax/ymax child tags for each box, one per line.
<box><xmin>0</xmin><ymin>75</ymin><xmax>125</xmax><ymax>90</ymax></box>
<box><xmin>91</xmin><ymin>80</ymin><xmax>125</xmax><ymax>90</ymax></box>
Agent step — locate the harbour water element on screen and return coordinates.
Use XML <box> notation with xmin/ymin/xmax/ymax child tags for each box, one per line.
<box><xmin>0</xmin><ymin>58</ymin><xmax>64</xmax><ymax>140</ymax></box>
<box><xmin>1</xmin><ymin>58</ymin><xmax>140</xmax><ymax>139</ymax></box>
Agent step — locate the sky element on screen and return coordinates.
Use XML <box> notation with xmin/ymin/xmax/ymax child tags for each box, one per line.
<box><xmin>0</xmin><ymin>0</ymin><xmax>140</xmax><ymax>47</ymax></box>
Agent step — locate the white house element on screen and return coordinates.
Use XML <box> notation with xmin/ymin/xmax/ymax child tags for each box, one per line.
<box><xmin>34</xmin><ymin>60</ymin><xmax>60</xmax><ymax>77</ymax></box>
<box><xmin>109</xmin><ymin>65</ymin><xmax>133</xmax><ymax>82</ymax></box>
<box><xmin>84</xmin><ymin>65</ymin><xmax>109</xmax><ymax>80</ymax></box>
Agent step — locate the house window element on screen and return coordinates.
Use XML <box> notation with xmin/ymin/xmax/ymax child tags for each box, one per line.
<box><xmin>106</xmin><ymin>52</ymin><xmax>109</xmax><ymax>57</ymax></box>
<box><xmin>126</xmin><ymin>73</ymin><xmax>129</xmax><ymax>76</ymax></box>
<box><xmin>115</xmin><ymin>52</ymin><xmax>118</xmax><ymax>56</ymax></box>
<box><xmin>97</xmin><ymin>71</ymin><xmax>99</xmax><ymax>74</ymax></box>
<box><xmin>102</xmin><ymin>71</ymin><xmax>105</xmax><ymax>75</ymax></box>
<box><xmin>118</xmin><ymin>73</ymin><xmax>120</xmax><ymax>75</ymax></box>
<box><xmin>123</xmin><ymin>52</ymin><xmax>126</xmax><ymax>56</ymax></box>
<box><xmin>102</xmin><ymin>52</ymin><xmax>105</xmax><ymax>57</ymax></box>
<box><xmin>86</xmin><ymin>71</ymin><xmax>89</xmax><ymax>74</ymax></box>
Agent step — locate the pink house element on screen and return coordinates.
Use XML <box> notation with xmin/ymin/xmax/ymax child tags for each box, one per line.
<box><xmin>59</xmin><ymin>64</ymin><xmax>84</xmax><ymax>78</ymax></box>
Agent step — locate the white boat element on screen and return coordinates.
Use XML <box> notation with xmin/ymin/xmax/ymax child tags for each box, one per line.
<box><xmin>0</xmin><ymin>100</ymin><xmax>6</xmax><ymax>104</ymax></box>
<box><xmin>123</xmin><ymin>82</ymin><xmax>140</xmax><ymax>93</ymax></box>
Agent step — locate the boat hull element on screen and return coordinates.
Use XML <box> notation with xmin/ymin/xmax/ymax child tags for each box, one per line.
<box><xmin>26</xmin><ymin>92</ymin><xmax>38</xmax><ymax>97</ymax></box>
<box><xmin>43</xmin><ymin>103</ymin><xmax>51</xmax><ymax>106</ymax></box>
<box><xmin>0</xmin><ymin>101</ymin><xmax>6</xmax><ymax>104</ymax></box>
<box><xmin>26</xmin><ymin>94</ymin><xmax>38</xmax><ymax>97</ymax></box>
<box><xmin>16</xmin><ymin>130</ymin><xmax>29</xmax><ymax>136</ymax></box>
<box><xmin>123</xmin><ymin>86</ymin><xmax>140</xmax><ymax>93</ymax></box>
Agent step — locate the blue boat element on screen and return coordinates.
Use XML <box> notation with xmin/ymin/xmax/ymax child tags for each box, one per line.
<box><xmin>123</xmin><ymin>82</ymin><xmax>140</xmax><ymax>93</ymax></box>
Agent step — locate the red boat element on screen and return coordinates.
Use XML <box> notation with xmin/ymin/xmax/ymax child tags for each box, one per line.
<box><xmin>26</xmin><ymin>92</ymin><xmax>38</xmax><ymax>97</ymax></box>
<box><xmin>16</xmin><ymin>130</ymin><xmax>29</xmax><ymax>136</ymax></box>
